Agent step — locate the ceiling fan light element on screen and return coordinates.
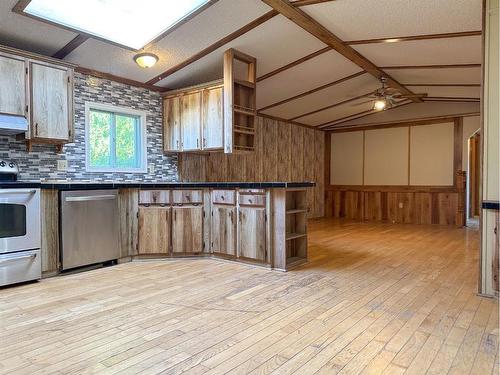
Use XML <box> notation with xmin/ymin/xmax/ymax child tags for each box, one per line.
<box><xmin>373</xmin><ymin>99</ymin><xmax>387</xmax><ymax>111</ymax></box>
<box><xmin>133</xmin><ymin>53</ymin><xmax>158</xmax><ymax>68</ymax></box>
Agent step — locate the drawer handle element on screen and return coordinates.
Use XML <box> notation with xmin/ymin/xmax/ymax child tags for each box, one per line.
<box><xmin>0</xmin><ymin>253</ymin><xmax>36</xmax><ymax>264</ymax></box>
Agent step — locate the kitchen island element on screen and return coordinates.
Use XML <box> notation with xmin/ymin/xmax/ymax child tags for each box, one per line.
<box><xmin>2</xmin><ymin>181</ymin><xmax>314</xmax><ymax>276</ymax></box>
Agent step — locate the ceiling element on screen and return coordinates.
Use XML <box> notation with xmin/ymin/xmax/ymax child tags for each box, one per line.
<box><xmin>0</xmin><ymin>0</ymin><xmax>483</xmax><ymax>130</ymax></box>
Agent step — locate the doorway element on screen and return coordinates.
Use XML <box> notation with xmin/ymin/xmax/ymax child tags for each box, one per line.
<box><xmin>468</xmin><ymin>131</ymin><xmax>481</xmax><ymax>225</ymax></box>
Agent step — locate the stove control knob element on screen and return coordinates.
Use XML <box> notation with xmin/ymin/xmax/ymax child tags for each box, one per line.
<box><xmin>0</xmin><ymin>161</ymin><xmax>5</xmax><ymax>167</ymax></box>
<box><xmin>9</xmin><ymin>163</ymin><xmax>14</xmax><ymax>168</ymax></box>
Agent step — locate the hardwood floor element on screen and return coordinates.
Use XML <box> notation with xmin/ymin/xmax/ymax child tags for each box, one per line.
<box><xmin>0</xmin><ymin>219</ymin><xmax>497</xmax><ymax>374</ymax></box>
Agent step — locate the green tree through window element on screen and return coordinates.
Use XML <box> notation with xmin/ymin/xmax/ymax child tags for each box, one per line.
<box><xmin>88</xmin><ymin>108</ymin><xmax>143</xmax><ymax>171</ymax></box>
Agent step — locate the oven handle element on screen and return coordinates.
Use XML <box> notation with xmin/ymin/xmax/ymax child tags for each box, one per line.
<box><xmin>0</xmin><ymin>189</ymin><xmax>37</xmax><ymax>195</ymax></box>
<box><xmin>0</xmin><ymin>253</ymin><xmax>36</xmax><ymax>264</ymax></box>
<box><xmin>65</xmin><ymin>195</ymin><xmax>116</xmax><ymax>202</ymax></box>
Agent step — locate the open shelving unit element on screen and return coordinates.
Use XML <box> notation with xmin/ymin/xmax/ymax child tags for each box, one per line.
<box><xmin>285</xmin><ymin>189</ymin><xmax>308</xmax><ymax>267</ymax></box>
<box><xmin>224</xmin><ymin>48</ymin><xmax>257</xmax><ymax>153</ymax></box>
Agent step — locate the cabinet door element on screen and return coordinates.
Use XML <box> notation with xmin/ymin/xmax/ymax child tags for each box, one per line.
<box><xmin>30</xmin><ymin>62</ymin><xmax>71</xmax><ymax>141</ymax></box>
<box><xmin>138</xmin><ymin>207</ymin><xmax>170</xmax><ymax>254</ymax></box>
<box><xmin>211</xmin><ymin>206</ymin><xmax>236</xmax><ymax>256</ymax></box>
<box><xmin>172</xmin><ymin>206</ymin><xmax>203</xmax><ymax>253</ymax></box>
<box><xmin>163</xmin><ymin>96</ymin><xmax>181</xmax><ymax>152</ymax></box>
<box><xmin>180</xmin><ymin>92</ymin><xmax>202</xmax><ymax>151</ymax></box>
<box><xmin>202</xmin><ymin>86</ymin><xmax>223</xmax><ymax>150</ymax></box>
<box><xmin>238</xmin><ymin>207</ymin><xmax>266</xmax><ymax>262</ymax></box>
<box><xmin>0</xmin><ymin>54</ymin><xmax>26</xmax><ymax>117</ymax></box>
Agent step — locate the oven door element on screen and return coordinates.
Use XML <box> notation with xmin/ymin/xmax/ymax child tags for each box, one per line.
<box><xmin>0</xmin><ymin>189</ymin><xmax>41</xmax><ymax>253</ymax></box>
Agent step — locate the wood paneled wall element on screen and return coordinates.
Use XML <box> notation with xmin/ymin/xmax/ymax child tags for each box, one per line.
<box><xmin>179</xmin><ymin>117</ymin><xmax>325</xmax><ymax>218</ymax></box>
<box><xmin>325</xmin><ymin>173</ymin><xmax>466</xmax><ymax>226</ymax></box>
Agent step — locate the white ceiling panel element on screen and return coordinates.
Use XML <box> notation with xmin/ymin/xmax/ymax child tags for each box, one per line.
<box><xmin>0</xmin><ymin>0</ymin><xmax>77</xmax><ymax>56</ymax></box>
<box><xmin>261</xmin><ymin>73</ymin><xmax>380</xmax><ymax>119</ymax></box>
<box><xmin>298</xmin><ymin>97</ymin><xmax>375</xmax><ymax>126</ymax></box>
<box><xmin>66</xmin><ymin>0</ymin><xmax>271</xmax><ymax>82</ymax></box>
<box><xmin>256</xmin><ymin>50</ymin><xmax>361</xmax><ymax>108</ymax></box>
<box><xmin>354</xmin><ymin>36</ymin><xmax>482</xmax><ymax>67</ymax></box>
<box><xmin>408</xmin><ymin>86</ymin><xmax>481</xmax><ymax>98</ymax></box>
<box><xmin>331</xmin><ymin>101</ymin><xmax>480</xmax><ymax>128</ymax></box>
<box><xmin>384</xmin><ymin>67</ymin><xmax>482</xmax><ymax>85</ymax></box>
<box><xmin>303</xmin><ymin>0</ymin><xmax>482</xmax><ymax>41</ymax></box>
<box><xmin>156</xmin><ymin>14</ymin><xmax>329</xmax><ymax>89</ymax></box>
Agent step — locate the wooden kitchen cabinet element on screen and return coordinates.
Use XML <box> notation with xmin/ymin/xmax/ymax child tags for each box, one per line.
<box><xmin>138</xmin><ymin>207</ymin><xmax>170</xmax><ymax>254</ymax></box>
<box><xmin>0</xmin><ymin>52</ymin><xmax>27</xmax><ymax>117</ymax></box>
<box><xmin>172</xmin><ymin>206</ymin><xmax>204</xmax><ymax>253</ymax></box>
<box><xmin>180</xmin><ymin>92</ymin><xmax>202</xmax><ymax>151</ymax></box>
<box><xmin>30</xmin><ymin>61</ymin><xmax>73</xmax><ymax>142</ymax></box>
<box><xmin>202</xmin><ymin>86</ymin><xmax>223</xmax><ymax>149</ymax></box>
<box><xmin>163</xmin><ymin>96</ymin><xmax>181</xmax><ymax>152</ymax></box>
<box><xmin>238</xmin><ymin>206</ymin><xmax>266</xmax><ymax>262</ymax></box>
<box><xmin>211</xmin><ymin>206</ymin><xmax>236</xmax><ymax>257</ymax></box>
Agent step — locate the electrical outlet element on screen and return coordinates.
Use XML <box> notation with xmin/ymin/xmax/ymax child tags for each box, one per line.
<box><xmin>148</xmin><ymin>164</ymin><xmax>155</xmax><ymax>174</ymax></box>
<box><xmin>398</xmin><ymin>202</ymin><xmax>404</xmax><ymax>209</ymax></box>
<box><xmin>57</xmin><ymin>160</ymin><xmax>68</xmax><ymax>171</ymax></box>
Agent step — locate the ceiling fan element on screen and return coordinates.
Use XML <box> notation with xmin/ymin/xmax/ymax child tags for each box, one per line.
<box><xmin>354</xmin><ymin>77</ymin><xmax>427</xmax><ymax>111</ymax></box>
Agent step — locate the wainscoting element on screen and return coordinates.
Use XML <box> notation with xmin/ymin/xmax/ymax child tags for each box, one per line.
<box><xmin>325</xmin><ymin>173</ymin><xmax>466</xmax><ymax>226</ymax></box>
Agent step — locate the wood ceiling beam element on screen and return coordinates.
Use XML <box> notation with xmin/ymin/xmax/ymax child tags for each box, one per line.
<box><xmin>258</xmin><ymin>71</ymin><xmax>365</xmax><ymax>112</ymax></box>
<box><xmin>52</xmin><ymin>34</ymin><xmax>89</xmax><ymax>59</ymax></box>
<box><xmin>423</xmin><ymin>97</ymin><xmax>480</xmax><ymax>102</ymax></box>
<box><xmin>345</xmin><ymin>30</ymin><xmax>482</xmax><ymax>45</ymax></box>
<box><xmin>327</xmin><ymin>112</ymin><xmax>481</xmax><ymax>132</ymax></box>
<box><xmin>258</xmin><ymin>113</ymin><xmax>317</xmax><ymax>129</ymax></box>
<box><xmin>381</xmin><ymin>63</ymin><xmax>481</xmax><ymax>70</ymax></box>
<box><xmin>145</xmin><ymin>0</ymin><xmax>324</xmax><ymax>86</ymax></box>
<box><xmin>404</xmin><ymin>83</ymin><xmax>481</xmax><ymax>87</ymax></box>
<box><xmin>260</xmin><ymin>0</ymin><xmax>421</xmax><ymax>102</ymax></box>
<box><xmin>288</xmin><ymin>92</ymin><xmax>373</xmax><ymax>121</ymax></box>
<box><xmin>319</xmin><ymin>100</ymin><xmax>413</xmax><ymax>129</ymax></box>
<box><xmin>257</xmin><ymin>31</ymin><xmax>482</xmax><ymax>82</ymax></box>
<box><xmin>75</xmin><ymin>67</ymin><xmax>166</xmax><ymax>92</ymax></box>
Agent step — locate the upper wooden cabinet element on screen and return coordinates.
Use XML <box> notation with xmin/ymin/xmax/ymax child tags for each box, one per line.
<box><xmin>0</xmin><ymin>53</ymin><xmax>27</xmax><ymax>117</ymax></box>
<box><xmin>0</xmin><ymin>45</ymin><xmax>75</xmax><ymax>150</ymax></box>
<box><xmin>202</xmin><ymin>86</ymin><xmax>224</xmax><ymax>150</ymax></box>
<box><xmin>163</xmin><ymin>96</ymin><xmax>181</xmax><ymax>152</ymax></box>
<box><xmin>162</xmin><ymin>48</ymin><xmax>256</xmax><ymax>154</ymax></box>
<box><xmin>30</xmin><ymin>62</ymin><xmax>73</xmax><ymax>142</ymax></box>
<box><xmin>180</xmin><ymin>91</ymin><xmax>202</xmax><ymax>151</ymax></box>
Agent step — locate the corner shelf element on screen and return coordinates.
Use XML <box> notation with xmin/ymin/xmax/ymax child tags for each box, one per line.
<box><xmin>284</xmin><ymin>189</ymin><xmax>308</xmax><ymax>268</ymax></box>
<box><xmin>224</xmin><ymin>48</ymin><xmax>257</xmax><ymax>154</ymax></box>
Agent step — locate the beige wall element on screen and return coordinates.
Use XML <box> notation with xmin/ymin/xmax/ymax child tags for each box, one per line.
<box><xmin>481</xmin><ymin>0</ymin><xmax>499</xmax><ymax>297</ymax></box>
<box><xmin>330</xmin><ymin>121</ymin><xmax>457</xmax><ymax>187</ymax></box>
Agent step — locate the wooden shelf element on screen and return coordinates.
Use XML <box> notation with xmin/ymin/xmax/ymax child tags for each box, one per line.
<box><xmin>286</xmin><ymin>256</ymin><xmax>307</xmax><ymax>266</ymax></box>
<box><xmin>286</xmin><ymin>232</ymin><xmax>307</xmax><ymax>241</ymax></box>
<box><xmin>286</xmin><ymin>209</ymin><xmax>307</xmax><ymax>215</ymax></box>
<box><xmin>234</xmin><ymin>125</ymin><xmax>255</xmax><ymax>135</ymax></box>
<box><xmin>234</xmin><ymin>79</ymin><xmax>255</xmax><ymax>88</ymax></box>
<box><xmin>234</xmin><ymin>145</ymin><xmax>254</xmax><ymax>151</ymax></box>
<box><xmin>234</xmin><ymin>106</ymin><xmax>256</xmax><ymax>116</ymax></box>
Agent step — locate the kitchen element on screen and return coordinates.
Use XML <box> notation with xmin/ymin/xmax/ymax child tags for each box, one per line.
<box><xmin>0</xmin><ymin>0</ymin><xmax>498</xmax><ymax>374</ymax></box>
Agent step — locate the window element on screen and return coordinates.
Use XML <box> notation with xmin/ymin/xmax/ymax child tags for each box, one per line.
<box><xmin>85</xmin><ymin>103</ymin><xmax>147</xmax><ymax>172</ymax></box>
<box><xmin>22</xmin><ymin>0</ymin><xmax>210</xmax><ymax>49</ymax></box>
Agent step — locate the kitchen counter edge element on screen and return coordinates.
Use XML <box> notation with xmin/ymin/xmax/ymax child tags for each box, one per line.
<box><xmin>0</xmin><ymin>181</ymin><xmax>316</xmax><ymax>190</ymax></box>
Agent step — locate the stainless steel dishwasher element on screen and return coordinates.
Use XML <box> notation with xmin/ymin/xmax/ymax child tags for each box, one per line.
<box><xmin>60</xmin><ymin>190</ymin><xmax>120</xmax><ymax>270</ymax></box>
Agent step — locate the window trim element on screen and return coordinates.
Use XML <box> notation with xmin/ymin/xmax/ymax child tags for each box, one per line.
<box><xmin>85</xmin><ymin>102</ymin><xmax>147</xmax><ymax>173</ymax></box>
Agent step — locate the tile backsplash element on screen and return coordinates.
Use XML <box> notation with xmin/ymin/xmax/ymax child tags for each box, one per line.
<box><xmin>0</xmin><ymin>72</ymin><xmax>178</xmax><ymax>182</ymax></box>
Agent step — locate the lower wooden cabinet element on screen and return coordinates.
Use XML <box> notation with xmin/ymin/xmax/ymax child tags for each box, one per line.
<box><xmin>138</xmin><ymin>207</ymin><xmax>170</xmax><ymax>254</ymax></box>
<box><xmin>238</xmin><ymin>206</ymin><xmax>266</xmax><ymax>262</ymax></box>
<box><xmin>211</xmin><ymin>205</ymin><xmax>236</xmax><ymax>256</ymax></box>
<box><xmin>172</xmin><ymin>206</ymin><xmax>204</xmax><ymax>253</ymax></box>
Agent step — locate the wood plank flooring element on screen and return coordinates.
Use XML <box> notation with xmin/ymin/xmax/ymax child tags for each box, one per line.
<box><xmin>0</xmin><ymin>219</ymin><xmax>498</xmax><ymax>374</ymax></box>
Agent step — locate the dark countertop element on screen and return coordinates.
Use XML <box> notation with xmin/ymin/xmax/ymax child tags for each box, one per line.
<box><xmin>0</xmin><ymin>181</ymin><xmax>316</xmax><ymax>190</ymax></box>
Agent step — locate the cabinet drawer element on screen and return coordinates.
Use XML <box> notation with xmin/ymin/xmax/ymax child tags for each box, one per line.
<box><xmin>172</xmin><ymin>190</ymin><xmax>203</xmax><ymax>204</ymax></box>
<box><xmin>238</xmin><ymin>194</ymin><xmax>266</xmax><ymax>207</ymax></box>
<box><xmin>139</xmin><ymin>190</ymin><xmax>170</xmax><ymax>205</ymax></box>
<box><xmin>212</xmin><ymin>190</ymin><xmax>236</xmax><ymax>205</ymax></box>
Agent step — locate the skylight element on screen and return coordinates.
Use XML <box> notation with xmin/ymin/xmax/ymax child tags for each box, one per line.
<box><xmin>24</xmin><ymin>0</ymin><xmax>210</xmax><ymax>50</ymax></box>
